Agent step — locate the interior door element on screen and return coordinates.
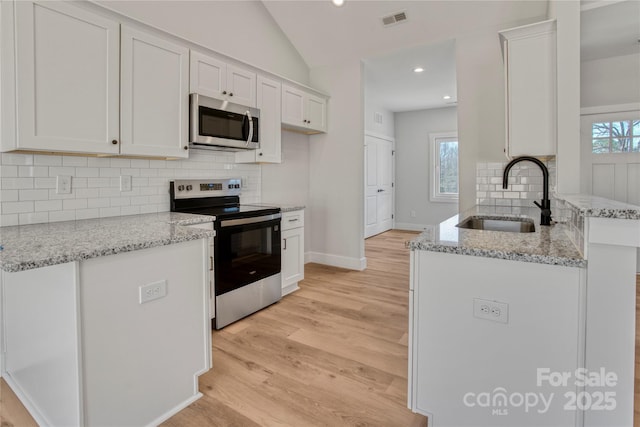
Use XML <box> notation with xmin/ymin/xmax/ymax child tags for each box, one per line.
<box><xmin>365</xmin><ymin>135</ymin><xmax>394</xmax><ymax>238</ymax></box>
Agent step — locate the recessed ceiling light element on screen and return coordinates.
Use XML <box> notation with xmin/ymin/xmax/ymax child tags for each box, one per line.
<box><xmin>413</xmin><ymin>67</ymin><xmax>424</xmax><ymax>73</ymax></box>
<box><xmin>332</xmin><ymin>0</ymin><xmax>345</xmax><ymax>6</ymax></box>
<box><xmin>443</xmin><ymin>95</ymin><xmax>451</xmax><ymax>100</ymax></box>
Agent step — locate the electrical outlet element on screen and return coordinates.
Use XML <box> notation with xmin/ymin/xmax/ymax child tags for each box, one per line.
<box><xmin>56</xmin><ymin>176</ymin><xmax>72</xmax><ymax>194</ymax></box>
<box><xmin>410</xmin><ymin>210</ymin><xmax>417</xmax><ymax>218</ymax></box>
<box><xmin>139</xmin><ymin>280</ymin><xmax>167</xmax><ymax>304</ymax></box>
<box><xmin>120</xmin><ymin>175</ymin><xmax>132</xmax><ymax>192</ymax></box>
<box><xmin>473</xmin><ymin>298</ymin><xmax>508</xmax><ymax>324</ymax></box>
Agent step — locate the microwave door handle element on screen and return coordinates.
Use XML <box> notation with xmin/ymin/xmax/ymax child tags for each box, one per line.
<box><xmin>245</xmin><ymin>111</ymin><xmax>253</xmax><ymax>147</ymax></box>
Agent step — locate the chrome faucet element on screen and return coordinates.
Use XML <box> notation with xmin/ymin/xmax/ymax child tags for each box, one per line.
<box><xmin>502</xmin><ymin>156</ymin><xmax>552</xmax><ymax>226</ymax></box>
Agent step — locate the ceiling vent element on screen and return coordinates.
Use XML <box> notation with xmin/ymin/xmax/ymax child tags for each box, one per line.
<box><xmin>382</xmin><ymin>11</ymin><xmax>408</xmax><ymax>27</ymax></box>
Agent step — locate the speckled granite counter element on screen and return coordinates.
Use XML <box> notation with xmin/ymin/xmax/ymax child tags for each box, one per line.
<box><xmin>556</xmin><ymin>194</ymin><xmax>640</xmax><ymax>219</ymax></box>
<box><xmin>247</xmin><ymin>203</ymin><xmax>305</xmax><ymax>212</ymax></box>
<box><xmin>408</xmin><ymin>206</ymin><xmax>586</xmax><ymax>268</ymax></box>
<box><xmin>0</xmin><ymin>213</ymin><xmax>215</xmax><ymax>273</ymax></box>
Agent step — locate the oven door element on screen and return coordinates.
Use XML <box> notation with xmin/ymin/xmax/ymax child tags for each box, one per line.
<box><xmin>215</xmin><ymin>213</ymin><xmax>281</xmax><ymax>296</ymax></box>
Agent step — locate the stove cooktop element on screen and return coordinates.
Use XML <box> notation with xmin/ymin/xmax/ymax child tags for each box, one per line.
<box><xmin>169</xmin><ymin>179</ymin><xmax>280</xmax><ymax>220</ymax></box>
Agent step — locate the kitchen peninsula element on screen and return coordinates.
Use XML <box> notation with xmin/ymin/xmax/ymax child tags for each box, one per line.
<box><xmin>408</xmin><ymin>195</ymin><xmax>640</xmax><ymax>427</ymax></box>
<box><xmin>0</xmin><ymin>213</ymin><xmax>215</xmax><ymax>426</ymax></box>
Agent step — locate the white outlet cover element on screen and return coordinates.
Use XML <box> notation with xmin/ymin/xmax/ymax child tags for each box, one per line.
<box><xmin>56</xmin><ymin>175</ymin><xmax>72</xmax><ymax>194</ymax></box>
<box><xmin>120</xmin><ymin>175</ymin><xmax>132</xmax><ymax>192</ymax></box>
<box><xmin>473</xmin><ymin>298</ymin><xmax>508</xmax><ymax>324</ymax></box>
<box><xmin>139</xmin><ymin>280</ymin><xmax>167</xmax><ymax>304</ymax></box>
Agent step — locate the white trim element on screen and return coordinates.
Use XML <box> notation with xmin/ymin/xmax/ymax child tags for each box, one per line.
<box><xmin>364</xmin><ymin>130</ymin><xmax>395</xmax><ymax>143</ymax></box>
<box><xmin>3</xmin><ymin>373</ymin><xmax>53</xmax><ymax>427</ymax></box>
<box><xmin>429</xmin><ymin>131</ymin><xmax>459</xmax><ymax>203</ymax></box>
<box><xmin>581</xmin><ymin>103</ymin><xmax>640</xmax><ymax>116</ymax></box>
<box><xmin>394</xmin><ymin>223</ymin><xmax>435</xmax><ymax>233</ymax></box>
<box><xmin>305</xmin><ymin>251</ymin><xmax>367</xmax><ymax>271</ymax></box>
<box><xmin>580</xmin><ymin>0</ymin><xmax>629</xmax><ymax>12</ymax></box>
<box><xmin>145</xmin><ymin>392</ymin><xmax>203</xmax><ymax>427</ymax></box>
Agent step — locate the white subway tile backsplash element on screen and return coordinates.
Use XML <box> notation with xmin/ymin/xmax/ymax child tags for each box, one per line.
<box><xmin>34</xmin><ymin>155</ymin><xmax>62</xmax><ymax>166</ymax></box>
<box><xmin>2</xmin><ymin>201</ymin><xmax>34</xmax><ymax>214</ymax></box>
<box><xmin>19</xmin><ymin>189</ymin><xmax>49</xmax><ymax>201</ymax></box>
<box><xmin>2</xmin><ymin>153</ymin><xmax>34</xmax><ymax>166</ymax></box>
<box><xmin>63</xmin><ymin>157</ymin><xmax>88</xmax><ymax>167</ymax></box>
<box><xmin>1</xmin><ymin>190</ymin><xmax>19</xmax><ymax>202</ymax></box>
<box><xmin>35</xmin><ymin>200</ymin><xmax>63</xmax><ymax>212</ymax></box>
<box><xmin>18</xmin><ymin>166</ymin><xmax>49</xmax><ymax>178</ymax></box>
<box><xmin>476</xmin><ymin>159</ymin><xmax>557</xmax><ymax>216</ymax></box>
<box><xmin>19</xmin><ymin>212</ymin><xmax>48</xmax><ymax>224</ymax></box>
<box><xmin>1</xmin><ymin>214</ymin><xmax>19</xmax><ymax>226</ymax></box>
<box><xmin>1</xmin><ymin>150</ymin><xmax>261</xmax><ymax>226</ymax></box>
<box><xmin>2</xmin><ymin>178</ymin><xmax>34</xmax><ymax>190</ymax></box>
<box><xmin>49</xmin><ymin>210</ymin><xmax>76</xmax><ymax>222</ymax></box>
<box><xmin>1</xmin><ymin>165</ymin><xmax>18</xmax><ymax>177</ymax></box>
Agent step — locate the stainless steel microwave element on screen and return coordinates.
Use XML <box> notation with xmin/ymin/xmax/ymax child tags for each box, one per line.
<box><xmin>189</xmin><ymin>93</ymin><xmax>260</xmax><ymax>151</ymax></box>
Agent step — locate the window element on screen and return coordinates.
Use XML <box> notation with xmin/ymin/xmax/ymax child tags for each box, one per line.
<box><xmin>430</xmin><ymin>132</ymin><xmax>458</xmax><ymax>202</ymax></box>
<box><xmin>591</xmin><ymin>119</ymin><xmax>640</xmax><ymax>153</ymax></box>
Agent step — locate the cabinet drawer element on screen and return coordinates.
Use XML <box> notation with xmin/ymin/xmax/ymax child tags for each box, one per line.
<box><xmin>282</xmin><ymin>210</ymin><xmax>304</xmax><ymax>231</ymax></box>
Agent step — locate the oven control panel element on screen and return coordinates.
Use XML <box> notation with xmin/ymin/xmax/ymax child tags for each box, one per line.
<box><xmin>171</xmin><ymin>178</ymin><xmax>242</xmax><ymax>198</ymax></box>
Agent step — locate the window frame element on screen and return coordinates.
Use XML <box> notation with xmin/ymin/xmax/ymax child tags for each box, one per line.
<box><xmin>429</xmin><ymin>131</ymin><xmax>459</xmax><ymax>203</ymax></box>
<box><xmin>590</xmin><ymin>118</ymin><xmax>640</xmax><ymax>154</ymax></box>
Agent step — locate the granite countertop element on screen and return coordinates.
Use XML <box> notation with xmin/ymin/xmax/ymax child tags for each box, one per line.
<box><xmin>0</xmin><ymin>212</ymin><xmax>215</xmax><ymax>273</ymax></box>
<box><xmin>248</xmin><ymin>203</ymin><xmax>305</xmax><ymax>212</ymax></box>
<box><xmin>556</xmin><ymin>194</ymin><xmax>640</xmax><ymax>220</ymax></box>
<box><xmin>408</xmin><ymin>206</ymin><xmax>586</xmax><ymax>268</ymax></box>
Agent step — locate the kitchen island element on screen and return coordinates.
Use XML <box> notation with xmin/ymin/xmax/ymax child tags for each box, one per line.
<box><xmin>408</xmin><ymin>196</ymin><xmax>640</xmax><ymax>427</ymax></box>
<box><xmin>0</xmin><ymin>213</ymin><xmax>215</xmax><ymax>427</ymax></box>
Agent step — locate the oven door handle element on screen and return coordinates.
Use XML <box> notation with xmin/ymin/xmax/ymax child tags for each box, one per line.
<box><xmin>220</xmin><ymin>213</ymin><xmax>281</xmax><ymax>228</ymax></box>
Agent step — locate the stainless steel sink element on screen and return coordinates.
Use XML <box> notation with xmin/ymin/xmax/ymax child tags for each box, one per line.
<box><xmin>456</xmin><ymin>216</ymin><xmax>535</xmax><ymax>233</ymax></box>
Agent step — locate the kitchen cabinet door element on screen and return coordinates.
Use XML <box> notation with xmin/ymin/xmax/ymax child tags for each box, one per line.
<box><xmin>235</xmin><ymin>75</ymin><xmax>281</xmax><ymax>164</ymax></box>
<box><xmin>500</xmin><ymin>20</ymin><xmax>556</xmax><ymax>158</ymax></box>
<box><xmin>120</xmin><ymin>26</ymin><xmax>189</xmax><ymax>158</ymax></box>
<box><xmin>306</xmin><ymin>93</ymin><xmax>327</xmax><ymax>133</ymax></box>
<box><xmin>190</xmin><ymin>51</ymin><xmax>256</xmax><ymax>107</ymax></box>
<box><xmin>13</xmin><ymin>1</ymin><xmax>120</xmax><ymax>154</ymax></box>
<box><xmin>282</xmin><ymin>84</ymin><xmax>328</xmax><ymax>134</ymax></box>
<box><xmin>281</xmin><ymin>209</ymin><xmax>304</xmax><ymax>296</ymax></box>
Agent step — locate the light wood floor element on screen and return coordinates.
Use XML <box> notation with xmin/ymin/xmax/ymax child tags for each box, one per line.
<box><xmin>1</xmin><ymin>231</ymin><xmax>639</xmax><ymax>426</ymax></box>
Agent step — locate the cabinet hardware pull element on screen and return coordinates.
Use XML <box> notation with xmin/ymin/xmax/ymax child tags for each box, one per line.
<box><xmin>288</xmin><ymin>218</ymin><xmax>299</xmax><ymax>222</ymax></box>
<box><xmin>210</xmin><ymin>256</ymin><xmax>213</xmax><ymax>271</ymax></box>
<box><xmin>112</xmin><ymin>139</ymin><xmax>118</xmax><ymax>145</ymax></box>
<box><xmin>183</xmin><ymin>146</ymin><xmax>188</xmax><ymax>150</ymax></box>
<box><xmin>229</xmin><ymin>93</ymin><xmax>233</xmax><ymax>96</ymax></box>
<box><xmin>283</xmin><ymin>238</ymin><xmax>287</xmax><ymax>250</ymax></box>
<box><xmin>222</xmin><ymin>90</ymin><xmax>227</xmax><ymax>95</ymax></box>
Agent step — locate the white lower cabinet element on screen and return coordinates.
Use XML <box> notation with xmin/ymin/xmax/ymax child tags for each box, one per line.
<box><xmin>409</xmin><ymin>250</ymin><xmax>585</xmax><ymax>426</ymax></box>
<box><xmin>281</xmin><ymin>209</ymin><xmax>304</xmax><ymax>296</ymax></box>
<box><xmin>0</xmin><ymin>239</ymin><xmax>211</xmax><ymax>427</ymax></box>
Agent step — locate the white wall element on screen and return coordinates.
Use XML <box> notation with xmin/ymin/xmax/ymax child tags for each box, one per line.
<box><xmin>94</xmin><ymin>0</ymin><xmax>309</xmax><ymax>84</ymax></box>
<box><xmin>307</xmin><ymin>60</ymin><xmax>366</xmax><ymax>270</ymax></box>
<box><xmin>581</xmin><ymin>53</ymin><xmax>640</xmax><ymax>108</ymax></box>
<box><xmin>394</xmin><ymin>107</ymin><xmax>458</xmax><ymax>229</ymax></box>
<box><xmin>549</xmin><ymin>0</ymin><xmax>581</xmax><ymax>194</ymax></box>
<box><xmin>261</xmin><ymin>132</ymin><xmax>311</xmax><ymax>253</ymax></box>
<box><xmin>364</xmin><ymin>73</ymin><xmax>395</xmax><ymax>139</ymax></box>
<box><xmin>456</xmin><ymin>29</ymin><xmax>508</xmax><ymax>212</ymax></box>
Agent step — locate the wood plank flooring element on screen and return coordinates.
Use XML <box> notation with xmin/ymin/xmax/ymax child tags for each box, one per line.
<box><xmin>162</xmin><ymin>229</ymin><xmax>426</xmax><ymax>427</ymax></box>
<box><xmin>1</xmin><ymin>230</ymin><xmax>639</xmax><ymax>426</ymax></box>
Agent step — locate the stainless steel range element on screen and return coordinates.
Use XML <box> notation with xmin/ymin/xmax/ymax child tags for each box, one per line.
<box><xmin>170</xmin><ymin>179</ymin><xmax>281</xmax><ymax>329</ymax></box>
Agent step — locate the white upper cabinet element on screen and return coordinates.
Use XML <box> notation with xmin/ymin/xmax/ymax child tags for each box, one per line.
<box><xmin>189</xmin><ymin>51</ymin><xmax>256</xmax><ymax>108</ymax></box>
<box><xmin>500</xmin><ymin>20</ymin><xmax>557</xmax><ymax>158</ymax></box>
<box><xmin>120</xmin><ymin>26</ymin><xmax>189</xmax><ymax>158</ymax></box>
<box><xmin>235</xmin><ymin>75</ymin><xmax>282</xmax><ymax>164</ymax></box>
<box><xmin>13</xmin><ymin>1</ymin><xmax>120</xmax><ymax>154</ymax></box>
<box><xmin>282</xmin><ymin>84</ymin><xmax>327</xmax><ymax>134</ymax></box>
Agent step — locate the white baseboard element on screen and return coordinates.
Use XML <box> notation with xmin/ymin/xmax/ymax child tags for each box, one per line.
<box><xmin>305</xmin><ymin>251</ymin><xmax>367</xmax><ymax>271</ymax></box>
<box><xmin>394</xmin><ymin>223</ymin><xmax>435</xmax><ymax>232</ymax></box>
